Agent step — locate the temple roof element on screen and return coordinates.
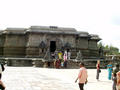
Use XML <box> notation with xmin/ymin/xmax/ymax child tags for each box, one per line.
<box><xmin>90</xmin><ymin>34</ymin><xmax>101</xmax><ymax>40</ymax></box>
<box><xmin>27</xmin><ymin>26</ymin><xmax>78</xmax><ymax>34</ymax></box>
<box><xmin>0</xmin><ymin>26</ymin><xmax>101</xmax><ymax>40</ymax></box>
<box><xmin>77</xmin><ymin>31</ymin><xmax>90</xmax><ymax>37</ymax></box>
<box><xmin>3</xmin><ymin>28</ymin><xmax>27</xmax><ymax>34</ymax></box>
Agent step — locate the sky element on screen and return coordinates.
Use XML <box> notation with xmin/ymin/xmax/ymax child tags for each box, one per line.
<box><xmin>0</xmin><ymin>0</ymin><xmax>120</xmax><ymax>50</ymax></box>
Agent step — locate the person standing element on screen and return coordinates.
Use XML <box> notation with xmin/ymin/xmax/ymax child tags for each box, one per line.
<box><xmin>58</xmin><ymin>51</ymin><xmax>63</xmax><ymax>62</ymax></box>
<box><xmin>96</xmin><ymin>60</ymin><xmax>100</xmax><ymax>81</ymax></box>
<box><xmin>112</xmin><ymin>73</ymin><xmax>117</xmax><ymax>90</ymax></box>
<box><xmin>113</xmin><ymin>64</ymin><xmax>119</xmax><ymax>75</ymax></box>
<box><xmin>63</xmin><ymin>51</ymin><xmax>67</xmax><ymax>68</ymax></box>
<box><xmin>75</xmin><ymin>62</ymin><xmax>88</xmax><ymax>90</ymax></box>
<box><xmin>54</xmin><ymin>50</ymin><xmax>58</xmax><ymax>60</ymax></box>
<box><xmin>112</xmin><ymin>64</ymin><xmax>119</xmax><ymax>90</ymax></box>
<box><xmin>107</xmin><ymin>62</ymin><xmax>113</xmax><ymax>80</ymax></box>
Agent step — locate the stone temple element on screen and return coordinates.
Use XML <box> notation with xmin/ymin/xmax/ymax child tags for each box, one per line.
<box><xmin>0</xmin><ymin>26</ymin><xmax>101</xmax><ymax>67</ymax></box>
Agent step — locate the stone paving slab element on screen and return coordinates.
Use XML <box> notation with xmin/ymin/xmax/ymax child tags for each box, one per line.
<box><xmin>1</xmin><ymin>67</ymin><xmax>112</xmax><ymax>90</ymax></box>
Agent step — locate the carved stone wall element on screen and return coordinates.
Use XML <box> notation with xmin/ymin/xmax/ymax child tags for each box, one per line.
<box><xmin>0</xmin><ymin>26</ymin><xmax>101</xmax><ymax>61</ymax></box>
<box><xmin>4</xmin><ymin>34</ymin><xmax>26</xmax><ymax>57</ymax></box>
<box><xmin>76</xmin><ymin>37</ymin><xmax>89</xmax><ymax>49</ymax></box>
<box><xmin>26</xmin><ymin>33</ymin><xmax>45</xmax><ymax>57</ymax></box>
<box><xmin>88</xmin><ymin>40</ymin><xmax>99</xmax><ymax>57</ymax></box>
<box><xmin>26</xmin><ymin>33</ymin><xmax>76</xmax><ymax>58</ymax></box>
<box><xmin>88</xmin><ymin>40</ymin><xmax>98</xmax><ymax>50</ymax></box>
<box><xmin>0</xmin><ymin>34</ymin><xmax>4</xmax><ymax>56</ymax></box>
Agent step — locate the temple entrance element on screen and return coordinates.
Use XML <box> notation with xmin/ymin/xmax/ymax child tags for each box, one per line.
<box><xmin>50</xmin><ymin>41</ymin><xmax>56</xmax><ymax>52</ymax></box>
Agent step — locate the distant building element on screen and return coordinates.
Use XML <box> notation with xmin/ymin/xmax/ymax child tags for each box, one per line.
<box><xmin>0</xmin><ymin>26</ymin><xmax>101</xmax><ymax>60</ymax></box>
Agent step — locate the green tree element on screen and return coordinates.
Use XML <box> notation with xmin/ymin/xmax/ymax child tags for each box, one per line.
<box><xmin>97</xmin><ymin>43</ymin><xmax>120</xmax><ymax>55</ymax></box>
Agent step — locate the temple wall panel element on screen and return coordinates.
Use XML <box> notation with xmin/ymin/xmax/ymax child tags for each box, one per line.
<box><xmin>88</xmin><ymin>40</ymin><xmax>98</xmax><ymax>50</ymax></box>
<box><xmin>26</xmin><ymin>34</ymin><xmax>45</xmax><ymax>47</ymax></box>
<box><xmin>4</xmin><ymin>35</ymin><xmax>26</xmax><ymax>47</ymax></box>
<box><xmin>0</xmin><ymin>35</ymin><xmax>4</xmax><ymax>56</ymax></box>
<box><xmin>3</xmin><ymin>34</ymin><xmax>26</xmax><ymax>57</ymax></box>
<box><xmin>76</xmin><ymin>38</ymin><xmax>88</xmax><ymax>49</ymax></box>
<box><xmin>62</xmin><ymin>35</ymin><xmax>76</xmax><ymax>48</ymax></box>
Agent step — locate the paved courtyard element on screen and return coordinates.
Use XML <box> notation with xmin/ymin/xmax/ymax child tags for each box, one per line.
<box><xmin>1</xmin><ymin>66</ymin><xmax>112</xmax><ymax>90</ymax></box>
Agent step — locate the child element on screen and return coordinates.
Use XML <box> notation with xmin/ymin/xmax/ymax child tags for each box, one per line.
<box><xmin>112</xmin><ymin>73</ymin><xmax>117</xmax><ymax>90</ymax></box>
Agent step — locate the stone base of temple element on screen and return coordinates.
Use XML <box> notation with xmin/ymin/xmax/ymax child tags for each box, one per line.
<box><xmin>0</xmin><ymin>57</ymin><xmax>119</xmax><ymax>69</ymax></box>
<box><xmin>6</xmin><ymin>58</ymin><xmax>33</xmax><ymax>66</ymax></box>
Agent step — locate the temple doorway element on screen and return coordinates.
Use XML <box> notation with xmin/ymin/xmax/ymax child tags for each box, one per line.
<box><xmin>50</xmin><ymin>41</ymin><xmax>56</xmax><ymax>53</ymax></box>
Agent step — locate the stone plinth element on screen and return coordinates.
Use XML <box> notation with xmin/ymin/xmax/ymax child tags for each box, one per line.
<box><xmin>32</xmin><ymin>59</ymin><xmax>44</xmax><ymax>67</ymax></box>
<box><xmin>66</xmin><ymin>59</ymin><xmax>106</xmax><ymax>69</ymax></box>
<box><xmin>26</xmin><ymin>47</ymin><xmax>39</xmax><ymax>57</ymax></box>
<box><xmin>5</xmin><ymin>58</ymin><xmax>33</xmax><ymax>66</ymax></box>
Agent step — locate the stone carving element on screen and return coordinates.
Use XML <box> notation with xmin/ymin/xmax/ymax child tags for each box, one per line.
<box><xmin>76</xmin><ymin>50</ymin><xmax>83</xmax><ymax>60</ymax></box>
<box><xmin>64</xmin><ymin>42</ymin><xmax>71</xmax><ymax>49</ymax></box>
<box><xmin>39</xmin><ymin>41</ymin><xmax>46</xmax><ymax>49</ymax></box>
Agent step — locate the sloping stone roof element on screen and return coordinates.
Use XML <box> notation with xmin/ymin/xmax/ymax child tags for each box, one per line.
<box><xmin>0</xmin><ymin>26</ymin><xmax>101</xmax><ymax>40</ymax></box>
<box><xmin>90</xmin><ymin>34</ymin><xmax>101</xmax><ymax>40</ymax></box>
<box><xmin>27</xmin><ymin>26</ymin><xmax>78</xmax><ymax>34</ymax></box>
<box><xmin>78</xmin><ymin>31</ymin><xmax>90</xmax><ymax>37</ymax></box>
<box><xmin>3</xmin><ymin>28</ymin><xmax>27</xmax><ymax>34</ymax></box>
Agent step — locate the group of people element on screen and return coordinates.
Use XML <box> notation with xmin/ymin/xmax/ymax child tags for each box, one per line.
<box><xmin>53</xmin><ymin>50</ymin><xmax>71</xmax><ymax>69</ymax></box>
<box><xmin>75</xmin><ymin>60</ymin><xmax>120</xmax><ymax>90</ymax></box>
<box><xmin>96</xmin><ymin>60</ymin><xmax>120</xmax><ymax>90</ymax></box>
<box><xmin>107</xmin><ymin>62</ymin><xmax>120</xmax><ymax>90</ymax></box>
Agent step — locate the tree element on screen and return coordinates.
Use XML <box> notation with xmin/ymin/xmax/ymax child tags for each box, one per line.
<box><xmin>97</xmin><ymin>43</ymin><xmax>120</xmax><ymax>55</ymax></box>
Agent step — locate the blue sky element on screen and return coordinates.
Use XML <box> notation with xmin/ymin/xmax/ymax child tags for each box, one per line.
<box><xmin>0</xmin><ymin>0</ymin><xmax>120</xmax><ymax>50</ymax></box>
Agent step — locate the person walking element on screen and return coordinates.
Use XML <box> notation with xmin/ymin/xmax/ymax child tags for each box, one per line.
<box><xmin>75</xmin><ymin>62</ymin><xmax>88</xmax><ymax>90</ymax></box>
<box><xmin>107</xmin><ymin>62</ymin><xmax>113</xmax><ymax>80</ymax></box>
<box><xmin>55</xmin><ymin>59</ymin><xmax>61</xmax><ymax>69</ymax></box>
<box><xmin>58</xmin><ymin>51</ymin><xmax>63</xmax><ymax>63</ymax></box>
<box><xmin>96</xmin><ymin>60</ymin><xmax>100</xmax><ymax>81</ymax></box>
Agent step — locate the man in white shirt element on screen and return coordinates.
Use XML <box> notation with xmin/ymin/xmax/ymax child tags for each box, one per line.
<box><xmin>75</xmin><ymin>62</ymin><xmax>88</xmax><ymax>90</ymax></box>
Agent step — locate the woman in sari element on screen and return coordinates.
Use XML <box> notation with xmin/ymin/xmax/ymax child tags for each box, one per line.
<box><xmin>107</xmin><ymin>62</ymin><xmax>113</xmax><ymax>80</ymax></box>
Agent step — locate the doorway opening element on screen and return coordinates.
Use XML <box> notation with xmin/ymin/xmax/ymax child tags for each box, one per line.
<box><xmin>50</xmin><ymin>41</ymin><xmax>56</xmax><ymax>53</ymax></box>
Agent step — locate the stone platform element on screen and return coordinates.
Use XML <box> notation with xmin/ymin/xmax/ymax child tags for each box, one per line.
<box><xmin>2</xmin><ymin>67</ymin><xmax>112</xmax><ymax>90</ymax></box>
<box><xmin>1</xmin><ymin>57</ymin><xmax>108</xmax><ymax>69</ymax></box>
